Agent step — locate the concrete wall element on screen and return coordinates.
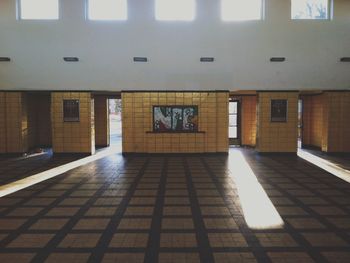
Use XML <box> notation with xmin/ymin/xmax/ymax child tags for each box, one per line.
<box><xmin>0</xmin><ymin>0</ymin><xmax>349</xmax><ymax>91</ymax></box>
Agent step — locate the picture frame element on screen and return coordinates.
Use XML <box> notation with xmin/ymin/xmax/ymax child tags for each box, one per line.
<box><xmin>271</xmin><ymin>99</ymin><xmax>288</xmax><ymax>122</ymax></box>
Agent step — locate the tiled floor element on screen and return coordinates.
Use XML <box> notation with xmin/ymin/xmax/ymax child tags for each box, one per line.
<box><xmin>0</xmin><ymin>149</ymin><xmax>83</xmax><ymax>185</ymax></box>
<box><xmin>0</xmin><ymin>149</ymin><xmax>349</xmax><ymax>262</ymax></box>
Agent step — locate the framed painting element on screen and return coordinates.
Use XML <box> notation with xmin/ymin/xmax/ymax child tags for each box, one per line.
<box><xmin>153</xmin><ymin>106</ymin><xmax>198</xmax><ymax>132</ymax></box>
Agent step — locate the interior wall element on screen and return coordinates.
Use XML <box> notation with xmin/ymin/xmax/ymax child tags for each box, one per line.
<box><xmin>122</xmin><ymin>91</ymin><xmax>228</xmax><ymax>153</ymax></box>
<box><xmin>27</xmin><ymin>93</ymin><xmax>52</xmax><ymax>149</ymax></box>
<box><xmin>0</xmin><ymin>93</ymin><xmax>6</xmax><ymax>153</ymax></box>
<box><xmin>0</xmin><ymin>92</ymin><xmax>27</xmax><ymax>153</ymax></box>
<box><xmin>301</xmin><ymin>94</ymin><xmax>323</xmax><ymax>148</ymax></box>
<box><xmin>241</xmin><ymin>96</ymin><xmax>257</xmax><ymax>146</ymax></box>
<box><xmin>323</xmin><ymin>91</ymin><xmax>350</xmax><ymax>152</ymax></box>
<box><xmin>94</xmin><ymin>95</ymin><xmax>109</xmax><ymax>147</ymax></box>
<box><xmin>0</xmin><ymin>0</ymin><xmax>349</xmax><ymax>91</ymax></box>
<box><xmin>51</xmin><ymin>92</ymin><xmax>95</xmax><ymax>154</ymax></box>
<box><xmin>257</xmin><ymin>91</ymin><xmax>299</xmax><ymax>153</ymax></box>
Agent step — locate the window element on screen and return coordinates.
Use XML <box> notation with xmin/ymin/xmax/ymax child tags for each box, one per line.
<box><xmin>291</xmin><ymin>0</ymin><xmax>330</xmax><ymax>19</ymax></box>
<box><xmin>87</xmin><ymin>0</ymin><xmax>127</xmax><ymax>20</ymax></box>
<box><xmin>19</xmin><ymin>0</ymin><xmax>59</xmax><ymax>20</ymax></box>
<box><xmin>63</xmin><ymin>100</ymin><xmax>80</xmax><ymax>122</ymax></box>
<box><xmin>221</xmin><ymin>0</ymin><xmax>263</xmax><ymax>21</ymax></box>
<box><xmin>155</xmin><ymin>0</ymin><xmax>195</xmax><ymax>21</ymax></box>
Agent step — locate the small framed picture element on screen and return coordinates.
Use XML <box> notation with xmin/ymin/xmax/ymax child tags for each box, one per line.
<box><xmin>271</xmin><ymin>99</ymin><xmax>287</xmax><ymax>122</ymax></box>
<box><xmin>63</xmin><ymin>99</ymin><xmax>80</xmax><ymax>122</ymax></box>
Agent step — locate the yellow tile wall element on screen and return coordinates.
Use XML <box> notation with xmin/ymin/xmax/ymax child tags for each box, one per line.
<box><xmin>241</xmin><ymin>96</ymin><xmax>257</xmax><ymax>146</ymax></box>
<box><xmin>0</xmin><ymin>92</ymin><xmax>6</xmax><ymax>153</ymax></box>
<box><xmin>26</xmin><ymin>93</ymin><xmax>52</xmax><ymax>149</ymax></box>
<box><xmin>94</xmin><ymin>96</ymin><xmax>109</xmax><ymax>147</ymax></box>
<box><xmin>5</xmin><ymin>92</ymin><xmax>27</xmax><ymax>153</ymax></box>
<box><xmin>302</xmin><ymin>94</ymin><xmax>323</xmax><ymax>148</ymax></box>
<box><xmin>122</xmin><ymin>91</ymin><xmax>229</xmax><ymax>153</ymax></box>
<box><xmin>51</xmin><ymin>92</ymin><xmax>95</xmax><ymax>154</ymax></box>
<box><xmin>257</xmin><ymin>92</ymin><xmax>299</xmax><ymax>153</ymax></box>
<box><xmin>323</xmin><ymin>91</ymin><xmax>350</xmax><ymax>152</ymax></box>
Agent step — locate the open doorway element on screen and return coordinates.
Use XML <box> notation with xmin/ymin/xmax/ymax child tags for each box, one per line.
<box><xmin>229</xmin><ymin>99</ymin><xmax>241</xmax><ymax>146</ymax></box>
<box><xmin>298</xmin><ymin>98</ymin><xmax>303</xmax><ymax>148</ymax></box>
<box><xmin>108</xmin><ymin>98</ymin><xmax>122</xmax><ymax>147</ymax></box>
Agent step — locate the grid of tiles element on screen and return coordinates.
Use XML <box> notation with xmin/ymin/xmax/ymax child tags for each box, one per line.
<box><xmin>302</xmin><ymin>95</ymin><xmax>323</xmax><ymax>148</ymax></box>
<box><xmin>122</xmin><ymin>92</ymin><xmax>229</xmax><ymax>153</ymax></box>
<box><xmin>257</xmin><ymin>92</ymin><xmax>299</xmax><ymax>153</ymax></box>
<box><xmin>51</xmin><ymin>92</ymin><xmax>94</xmax><ymax>154</ymax></box>
<box><xmin>325</xmin><ymin>92</ymin><xmax>350</xmax><ymax>153</ymax></box>
<box><xmin>241</xmin><ymin>96</ymin><xmax>257</xmax><ymax>147</ymax></box>
<box><xmin>0</xmin><ymin>92</ymin><xmax>26</xmax><ymax>153</ymax></box>
<box><xmin>0</xmin><ymin>150</ymin><xmax>82</xmax><ymax>185</ymax></box>
<box><xmin>0</xmin><ymin>149</ymin><xmax>349</xmax><ymax>263</ymax></box>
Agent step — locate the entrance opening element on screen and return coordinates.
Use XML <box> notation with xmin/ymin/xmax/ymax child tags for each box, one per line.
<box><xmin>298</xmin><ymin>98</ymin><xmax>303</xmax><ymax>148</ymax></box>
<box><xmin>108</xmin><ymin>98</ymin><xmax>122</xmax><ymax>147</ymax></box>
<box><xmin>229</xmin><ymin>99</ymin><xmax>241</xmax><ymax>146</ymax></box>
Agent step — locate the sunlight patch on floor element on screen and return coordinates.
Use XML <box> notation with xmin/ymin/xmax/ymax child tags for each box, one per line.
<box><xmin>298</xmin><ymin>149</ymin><xmax>350</xmax><ymax>183</ymax></box>
<box><xmin>0</xmin><ymin>145</ymin><xmax>121</xmax><ymax>198</ymax></box>
<box><xmin>228</xmin><ymin>150</ymin><xmax>284</xmax><ymax>229</ymax></box>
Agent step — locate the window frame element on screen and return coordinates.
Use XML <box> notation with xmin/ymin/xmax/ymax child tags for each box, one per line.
<box><xmin>221</xmin><ymin>0</ymin><xmax>265</xmax><ymax>22</ymax></box>
<box><xmin>291</xmin><ymin>0</ymin><xmax>333</xmax><ymax>20</ymax></box>
<box><xmin>155</xmin><ymin>0</ymin><xmax>196</xmax><ymax>21</ymax></box>
<box><xmin>86</xmin><ymin>0</ymin><xmax>128</xmax><ymax>21</ymax></box>
<box><xmin>17</xmin><ymin>0</ymin><xmax>60</xmax><ymax>20</ymax></box>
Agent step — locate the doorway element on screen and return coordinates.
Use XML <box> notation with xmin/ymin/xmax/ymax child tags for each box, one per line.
<box><xmin>298</xmin><ymin>98</ymin><xmax>303</xmax><ymax>148</ymax></box>
<box><xmin>229</xmin><ymin>99</ymin><xmax>241</xmax><ymax>145</ymax></box>
<box><xmin>108</xmin><ymin>98</ymin><xmax>122</xmax><ymax>147</ymax></box>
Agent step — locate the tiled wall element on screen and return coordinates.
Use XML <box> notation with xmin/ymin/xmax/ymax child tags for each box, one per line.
<box><xmin>302</xmin><ymin>94</ymin><xmax>323</xmax><ymax>148</ymax></box>
<box><xmin>122</xmin><ymin>91</ymin><xmax>229</xmax><ymax>153</ymax></box>
<box><xmin>257</xmin><ymin>92</ymin><xmax>299</xmax><ymax>153</ymax></box>
<box><xmin>94</xmin><ymin>96</ymin><xmax>109</xmax><ymax>147</ymax></box>
<box><xmin>0</xmin><ymin>92</ymin><xmax>27</xmax><ymax>153</ymax></box>
<box><xmin>301</xmin><ymin>92</ymin><xmax>350</xmax><ymax>153</ymax></box>
<box><xmin>0</xmin><ymin>92</ymin><xmax>7</xmax><ymax>153</ymax></box>
<box><xmin>323</xmin><ymin>91</ymin><xmax>350</xmax><ymax>152</ymax></box>
<box><xmin>27</xmin><ymin>93</ymin><xmax>52</xmax><ymax>149</ymax></box>
<box><xmin>51</xmin><ymin>92</ymin><xmax>95</xmax><ymax>154</ymax></box>
<box><xmin>241</xmin><ymin>96</ymin><xmax>257</xmax><ymax>146</ymax></box>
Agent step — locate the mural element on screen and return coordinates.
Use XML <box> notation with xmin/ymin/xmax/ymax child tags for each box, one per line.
<box><xmin>153</xmin><ymin>106</ymin><xmax>198</xmax><ymax>132</ymax></box>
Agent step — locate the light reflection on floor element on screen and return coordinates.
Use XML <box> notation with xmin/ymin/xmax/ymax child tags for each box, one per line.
<box><xmin>228</xmin><ymin>150</ymin><xmax>284</xmax><ymax>230</ymax></box>
<box><xmin>0</xmin><ymin>144</ymin><xmax>122</xmax><ymax>198</ymax></box>
<box><xmin>298</xmin><ymin>149</ymin><xmax>350</xmax><ymax>183</ymax></box>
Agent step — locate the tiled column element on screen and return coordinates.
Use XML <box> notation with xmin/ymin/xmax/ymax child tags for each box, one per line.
<box><xmin>256</xmin><ymin>91</ymin><xmax>299</xmax><ymax>153</ymax></box>
<box><xmin>322</xmin><ymin>91</ymin><xmax>350</xmax><ymax>152</ymax></box>
<box><xmin>0</xmin><ymin>92</ymin><xmax>28</xmax><ymax>154</ymax></box>
<box><xmin>94</xmin><ymin>96</ymin><xmax>109</xmax><ymax>147</ymax></box>
<box><xmin>51</xmin><ymin>92</ymin><xmax>95</xmax><ymax>154</ymax></box>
